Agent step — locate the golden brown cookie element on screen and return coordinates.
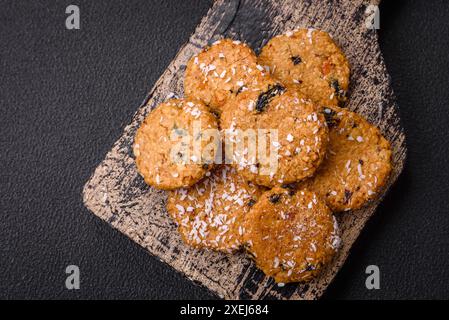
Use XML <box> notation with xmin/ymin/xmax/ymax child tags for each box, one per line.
<box><xmin>220</xmin><ymin>86</ymin><xmax>329</xmax><ymax>187</ymax></box>
<box><xmin>243</xmin><ymin>187</ymin><xmax>340</xmax><ymax>283</ymax></box>
<box><xmin>133</xmin><ymin>98</ymin><xmax>219</xmax><ymax>190</ymax></box>
<box><xmin>185</xmin><ymin>38</ymin><xmax>273</xmax><ymax>114</ymax></box>
<box><xmin>258</xmin><ymin>28</ymin><xmax>350</xmax><ymax>108</ymax></box>
<box><xmin>301</xmin><ymin>106</ymin><xmax>392</xmax><ymax>212</ymax></box>
<box><xmin>167</xmin><ymin>165</ymin><xmax>265</xmax><ymax>252</ymax></box>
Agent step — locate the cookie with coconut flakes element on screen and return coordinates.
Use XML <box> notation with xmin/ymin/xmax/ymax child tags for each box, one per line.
<box><xmin>220</xmin><ymin>86</ymin><xmax>328</xmax><ymax>187</ymax></box>
<box><xmin>301</xmin><ymin>106</ymin><xmax>392</xmax><ymax>212</ymax></box>
<box><xmin>184</xmin><ymin>38</ymin><xmax>274</xmax><ymax>114</ymax></box>
<box><xmin>243</xmin><ymin>186</ymin><xmax>340</xmax><ymax>283</ymax></box>
<box><xmin>133</xmin><ymin>98</ymin><xmax>219</xmax><ymax>190</ymax></box>
<box><xmin>166</xmin><ymin>165</ymin><xmax>265</xmax><ymax>252</ymax></box>
<box><xmin>258</xmin><ymin>28</ymin><xmax>350</xmax><ymax>108</ymax></box>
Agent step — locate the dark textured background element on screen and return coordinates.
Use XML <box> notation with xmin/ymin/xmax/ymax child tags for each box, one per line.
<box><xmin>1</xmin><ymin>0</ymin><xmax>448</xmax><ymax>299</ymax></box>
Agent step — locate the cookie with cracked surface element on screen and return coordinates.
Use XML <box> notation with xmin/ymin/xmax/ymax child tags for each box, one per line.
<box><xmin>133</xmin><ymin>98</ymin><xmax>219</xmax><ymax>190</ymax></box>
<box><xmin>258</xmin><ymin>28</ymin><xmax>350</xmax><ymax>108</ymax></box>
<box><xmin>243</xmin><ymin>186</ymin><xmax>340</xmax><ymax>283</ymax></box>
<box><xmin>221</xmin><ymin>86</ymin><xmax>329</xmax><ymax>187</ymax></box>
<box><xmin>167</xmin><ymin>165</ymin><xmax>265</xmax><ymax>252</ymax></box>
<box><xmin>185</xmin><ymin>38</ymin><xmax>273</xmax><ymax>114</ymax></box>
<box><xmin>301</xmin><ymin>106</ymin><xmax>392</xmax><ymax>212</ymax></box>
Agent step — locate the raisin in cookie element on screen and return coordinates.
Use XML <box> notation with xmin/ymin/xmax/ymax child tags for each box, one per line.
<box><xmin>133</xmin><ymin>98</ymin><xmax>219</xmax><ymax>190</ymax></box>
<box><xmin>243</xmin><ymin>187</ymin><xmax>340</xmax><ymax>283</ymax></box>
<box><xmin>258</xmin><ymin>28</ymin><xmax>350</xmax><ymax>108</ymax></box>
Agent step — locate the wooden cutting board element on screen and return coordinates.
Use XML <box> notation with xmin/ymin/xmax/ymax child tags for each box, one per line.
<box><xmin>82</xmin><ymin>0</ymin><xmax>406</xmax><ymax>300</ymax></box>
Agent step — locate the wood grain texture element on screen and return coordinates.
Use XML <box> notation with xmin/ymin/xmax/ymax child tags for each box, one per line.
<box><xmin>82</xmin><ymin>0</ymin><xmax>406</xmax><ymax>299</ymax></box>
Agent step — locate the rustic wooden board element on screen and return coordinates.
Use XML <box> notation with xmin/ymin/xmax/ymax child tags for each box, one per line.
<box><xmin>82</xmin><ymin>0</ymin><xmax>406</xmax><ymax>299</ymax></box>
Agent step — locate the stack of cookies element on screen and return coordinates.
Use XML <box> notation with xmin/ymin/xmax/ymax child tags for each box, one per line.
<box><xmin>133</xmin><ymin>29</ymin><xmax>392</xmax><ymax>284</ymax></box>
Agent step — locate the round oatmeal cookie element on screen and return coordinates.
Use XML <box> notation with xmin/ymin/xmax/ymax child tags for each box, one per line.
<box><xmin>258</xmin><ymin>28</ymin><xmax>350</xmax><ymax>108</ymax></box>
<box><xmin>220</xmin><ymin>86</ymin><xmax>329</xmax><ymax>187</ymax></box>
<box><xmin>167</xmin><ymin>165</ymin><xmax>265</xmax><ymax>252</ymax></box>
<box><xmin>133</xmin><ymin>98</ymin><xmax>219</xmax><ymax>190</ymax></box>
<box><xmin>243</xmin><ymin>186</ymin><xmax>340</xmax><ymax>283</ymax></box>
<box><xmin>301</xmin><ymin>106</ymin><xmax>392</xmax><ymax>212</ymax></box>
<box><xmin>185</xmin><ymin>38</ymin><xmax>274</xmax><ymax>114</ymax></box>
